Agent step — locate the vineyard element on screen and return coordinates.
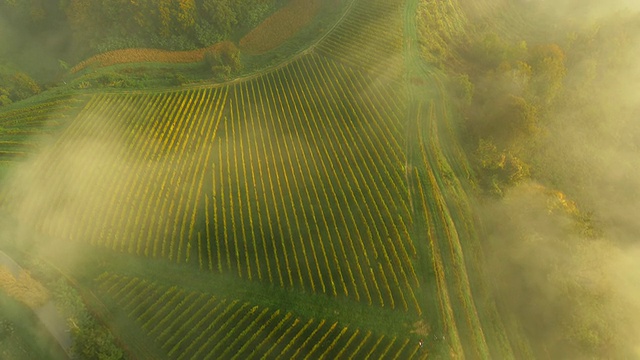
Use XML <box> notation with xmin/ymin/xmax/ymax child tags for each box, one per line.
<box><xmin>316</xmin><ymin>0</ymin><xmax>405</xmax><ymax>78</ymax></box>
<box><xmin>96</xmin><ymin>272</ymin><xmax>422</xmax><ymax>360</ymax></box>
<box><xmin>0</xmin><ymin>0</ymin><xmax>521</xmax><ymax>358</ymax></box>
<box><xmin>0</xmin><ymin>96</ymin><xmax>83</xmax><ymax>169</ymax></box>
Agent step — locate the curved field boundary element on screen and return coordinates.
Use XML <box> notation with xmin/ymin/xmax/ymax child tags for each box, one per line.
<box><xmin>61</xmin><ymin>0</ymin><xmax>358</xmax><ymax>96</ymax></box>
<box><xmin>95</xmin><ymin>272</ymin><xmax>424</xmax><ymax>359</ymax></box>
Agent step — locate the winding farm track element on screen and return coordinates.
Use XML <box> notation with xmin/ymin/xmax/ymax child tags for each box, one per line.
<box><xmin>403</xmin><ymin>0</ymin><xmax>528</xmax><ymax>356</ymax></box>
<box><xmin>402</xmin><ymin>0</ymin><xmax>499</xmax><ymax>357</ymax></box>
<box><xmin>0</xmin><ymin>0</ymin><xmax>520</xmax><ymax>358</ymax></box>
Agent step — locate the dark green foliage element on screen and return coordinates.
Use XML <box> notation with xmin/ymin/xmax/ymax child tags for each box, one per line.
<box><xmin>0</xmin><ymin>0</ymin><xmax>72</xmax><ymax>84</ymax></box>
<box><xmin>203</xmin><ymin>43</ymin><xmax>242</xmax><ymax>80</ymax></box>
<box><xmin>0</xmin><ymin>69</ymin><xmax>41</xmax><ymax>106</ymax></box>
<box><xmin>63</xmin><ymin>0</ymin><xmax>279</xmax><ymax>56</ymax></box>
<box><xmin>70</xmin><ymin>71</ymin><xmax>135</xmax><ymax>90</ymax></box>
<box><xmin>0</xmin><ymin>293</ymin><xmax>67</xmax><ymax>360</ymax></box>
<box><xmin>72</xmin><ymin>325</ymin><xmax>123</xmax><ymax>360</ymax></box>
<box><xmin>438</xmin><ymin>5</ymin><xmax>640</xmax><ymax>359</ymax></box>
<box><xmin>0</xmin><ymin>88</ymin><xmax>11</xmax><ymax>106</ymax></box>
<box><xmin>0</xmin><ymin>0</ymin><xmax>283</xmax><ymax>105</ymax></box>
<box><xmin>51</xmin><ymin>279</ymin><xmax>124</xmax><ymax>360</ymax></box>
<box><xmin>200</xmin><ymin>0</ymin><xmax>238</xmax><ymax>35</ymax></box>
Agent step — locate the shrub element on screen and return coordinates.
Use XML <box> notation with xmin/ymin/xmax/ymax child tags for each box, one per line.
<box><xmin>0</xmin><ymin>71</ymin><xmax>41</xmax><ymax>104</ymax></box>
<box><xmin>204</xmin><ymin>42</ymin><xmax>241</xmax><ymax>79</ymax></box>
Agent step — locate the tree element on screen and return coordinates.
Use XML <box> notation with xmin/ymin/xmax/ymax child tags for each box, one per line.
<box><xmin>7</xmin><ymin>72</ymin><xmax>41</xmax><ymax>101</ymax></box>
<box><xmin>51</xmin><ymin>279</ymin><xmax>124</xmax><ymax>360</ymax></box>
<box><xmin>157</xmin><ymin>0</ymin><xmax>173</xmax><ymax>37</ymax></box>
<box><xmin>0</xmin><ymin>88</ymin><xmax>11</xmax><ymax>106</ymax></box>
<box><xmin>201</xmin><ymin>0</ymin><xmax>237</xmax><ymax>36</ymax></box>
<box><xmin>72</xmin><ymin>323</ymin><xmax>124</xmax><ymax>360</ymax></box>
<box><xmin>65</xmin><ymin>0</ymin><xmax>100</xmax><ymax>46</ymax></box>
<box><xmin>0</xmin><ymin>70</ymin><xmax>41</xmax><ymax>103</ymax></box>
<box><xmin>176</xmin><ymin>0</ymin><xmax>197</xmax><ymax>32</ymax></box>
<box><xmin>203</xmin><ymin>41</ymin><xmax>242</xmax><ymax>79</ymax></box>
<box><xmin>475</xmin><ymin>138</ymin><xmax>530</xmax><ymax>194</ymax></box>
<box><xmin>529</xmin><ymin>44</ymin><xmax>566</xmax><ymax>105</ymax></box>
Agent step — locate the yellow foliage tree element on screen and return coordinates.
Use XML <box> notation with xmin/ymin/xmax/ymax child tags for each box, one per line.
<box><xmin>157</xmin><ymin>0</ymin><xmax>173</xmax><ymax>37</ymax></box>
<box><xmin>177</xmin><ymin>0</ymin><xmax>196</xmax><ymax>32</ymax></box>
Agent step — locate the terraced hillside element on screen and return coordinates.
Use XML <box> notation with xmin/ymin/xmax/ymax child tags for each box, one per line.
<box><xmin>0</xmin><ymin>0</ymin><xmax>521</xmax><ymax>358</ymax></box>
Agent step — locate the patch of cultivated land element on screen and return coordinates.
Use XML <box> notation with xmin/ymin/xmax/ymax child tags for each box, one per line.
<box><xmin>0</xmin><ymin>0</ymin><xmax>520</xmax><ymax>358</ymax></box>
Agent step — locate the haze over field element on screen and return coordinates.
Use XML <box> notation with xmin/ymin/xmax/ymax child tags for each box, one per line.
<box><xmin>1</xmin><ymin>121</ymin><xmax>148</xmax><ymax>265</ymax></box>
<box><xmin>473</xmin><ymin>0</ymin><xmax>640</xmax><ymax>357</ymax></box>
<box><xmin>0</xmin><ymin>0</ymin><xmax>639</xmax><ymax>358</ymax></box>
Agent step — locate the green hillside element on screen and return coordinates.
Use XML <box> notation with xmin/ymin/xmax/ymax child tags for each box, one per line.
<box><xmin>0</xmin><ymin>0</ymin><xmax>545</xmax><ymax>358</ymax></box>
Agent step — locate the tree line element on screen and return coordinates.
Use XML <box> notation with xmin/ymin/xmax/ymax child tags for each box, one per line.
<box><xmin>0</xmin><ymin>0</ymin><xmax>284</xmax><ymax>106</ymax></box>
<box><xmin>2</xmin><ymin>0</ymin><xmax>281</xmax><ymax>56</ymax></box>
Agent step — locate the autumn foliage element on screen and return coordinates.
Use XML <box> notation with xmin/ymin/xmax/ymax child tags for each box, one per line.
<box><xmin>66</xmin><ymin>0</ymin><xmax>325</xmax><ymax>73</ymax></box>
<box><xmin>239</xmin><ymin>0</ymin><xmax>323</xmax><ymax>55</ymax></box>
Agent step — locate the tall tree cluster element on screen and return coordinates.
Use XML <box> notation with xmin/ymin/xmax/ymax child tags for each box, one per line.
<box><xmin>0</xmin><ymin>0</ymin><xmax>282</xmax><ymax>104</ymax></box>
<box><xmin>0</xmin><ymin>0</ymin><xmax>280</xmax><ymax>59</ymax></box>
<box><xmin>64</xmin><ymin>0</ymin><xmax>279</xmax><ymax>54</ymax></box>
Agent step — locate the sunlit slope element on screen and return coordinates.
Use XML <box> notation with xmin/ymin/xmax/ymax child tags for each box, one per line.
<box><xmin>28</xmin><ymin>57</ymin><xmax>421</xmax><ymax>315</ymax></box>
<box><xmin>0</xmin><ymin>0</ymin><xmax>516</xmax><ymax>358</ymax></box>
<box><xmin>316</xmin><ymin>0</ymin><xmax>405</xmax><ymax>78</ymax></box>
